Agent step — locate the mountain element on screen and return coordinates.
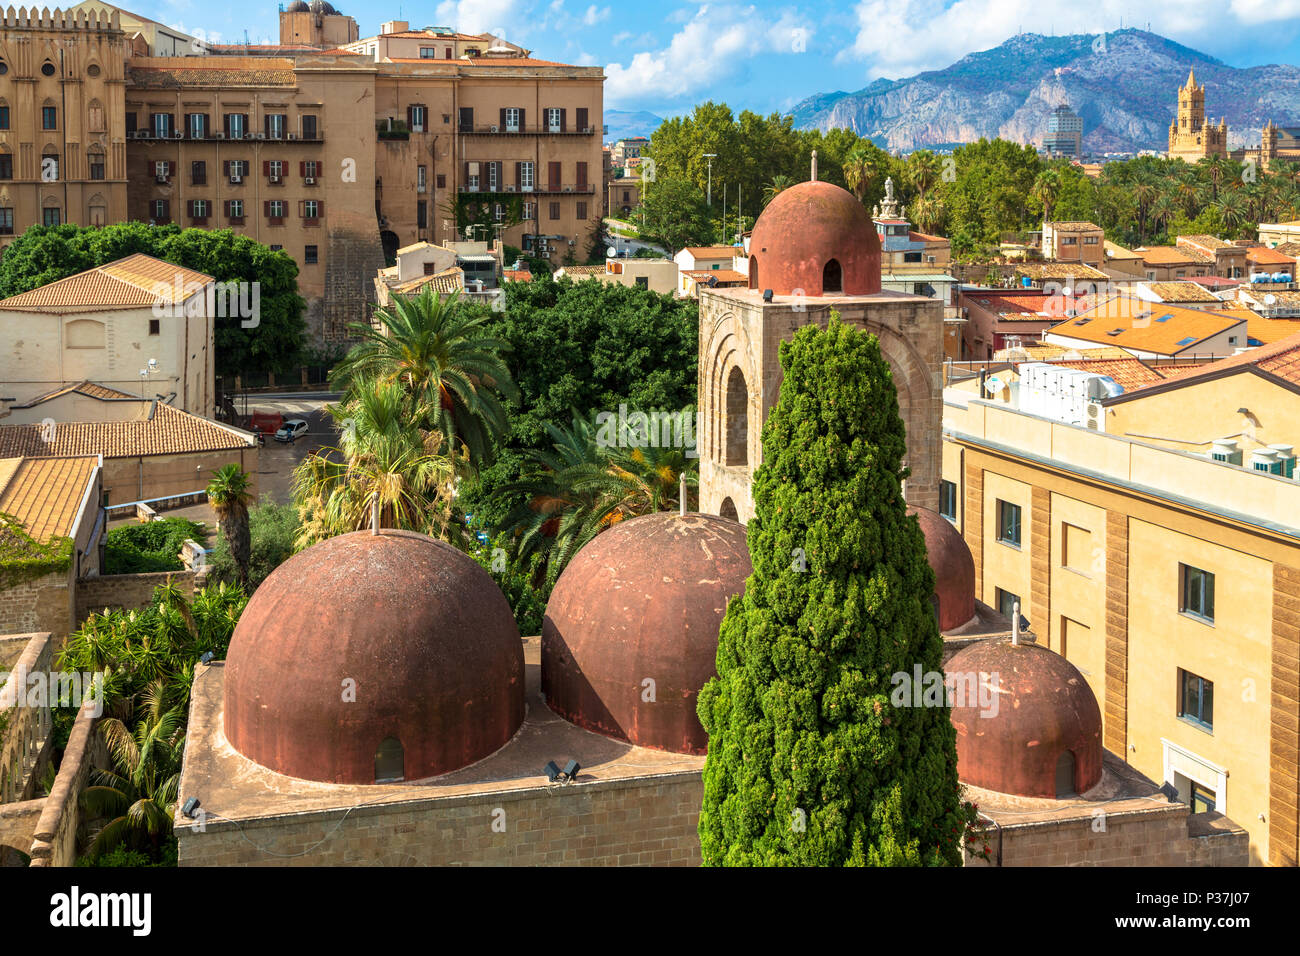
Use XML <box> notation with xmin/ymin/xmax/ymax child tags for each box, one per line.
<box><xmin>604</xmin><ymin>109</ymin><xmax>664</xmax><ymax>143</ymax></box>
<box><xmin>789</xmin><ymin>30</ymin><xmax>1300</xmax><ymax>154</ymax></box>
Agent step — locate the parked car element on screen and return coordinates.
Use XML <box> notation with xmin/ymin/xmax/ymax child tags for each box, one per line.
<box><xmin>274</xmin><ymin>419</ymin><xmax>309</xmax><ymax>443</ymax></box>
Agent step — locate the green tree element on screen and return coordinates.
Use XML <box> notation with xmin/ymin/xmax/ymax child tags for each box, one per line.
<box><xmin>636</xmin><ymin>175</ymin><xmax>712</xmax><ymax>253</ymax></box>
<box><xmin>762</xmin><ymin>174</ymin><xmax>795</xmax><ymax>207</ymax></box>
<box><xmin>207</xmin><ymin>496</ymin><xmax>299</xmax><ymax>590</ymax></box>
<box><xmin>697</xmin><ymin>316</ymin><xmax>965</xmax><ymax>866</ymax></box>
<box><xmin>331</xmin><ymin>288</ymin><xmax>517</xmax><ymax>468</ymax></box>
<box><xmin>0</xmin><ymin>222</ymin><xmax>306</xmax><ymax>379</ymax></box>
<box><xmin>206</xmin><ymin>464</ymin><xmax>253</xmax><ymax>588</ymax></box>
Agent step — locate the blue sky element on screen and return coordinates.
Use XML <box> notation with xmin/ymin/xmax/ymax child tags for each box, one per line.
<box><xmin>148</xmin><ymin>0</ymin><xmax>1300</xmax><ymax>117</ymax></box>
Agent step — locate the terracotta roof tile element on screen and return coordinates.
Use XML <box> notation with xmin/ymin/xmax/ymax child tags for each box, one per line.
<box><xmin>502</xmin><ymin>270</ymin><xmax>533</xmax><ymax>282</ymax></box>
<box><xmin>681</xmin><ymin>246</ymin><xmax>739</xmax><ymax>259</ymax></box>
<box><xmin>1155</xmin><ymin>330</ymin><xmax>1300</xmax><ymax>388</ymax></box>
<box><xmin>1141</xmin><ymin>281</ymin><xmax>1222</xmax><ymax>303</ymax></box>
<box><xmin>1048</xmin><ymin>297</ymin><xmax>1245</xmax><ymax>355</ymax></box>
<box><xmin>0</xmin><ymin>403</ymin><xmax>253</xmax><ymax>460</ymax></box>
<box><xmin>14</xmin><ymin>381</ymin><xmax>138</xmax><ymax>408</ymax></box>
<box><xmin>1015</xmin><ymin>263</ymin><xmax>1109</xmax><ymax>280</ymax></box>
<box><xmin>0</xmin><ymin>254</ymin><xmax>213</xmax><ymax>314</ymax></box>
<box><xmin>1246</xmin><ymin>246</ymin><xmax>1296</xmax><ymax>266</ymax></box>
<box><xmin>1135</xmin><ymin>245</ymin><xmax>1208</xmax><ymax>266</ymax></box>
<box><xmin>0</xmin><ymin>456</ymin><xmax>99</xmax><ymax>543</ymax></box>
<box><xmin>1050</xmin><ymin>358</ymin><xmax>1167</xmax><ymax>391</ymax></box>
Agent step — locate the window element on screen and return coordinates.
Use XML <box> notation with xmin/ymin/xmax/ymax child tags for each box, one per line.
<box><xmin>996</xmin><ymin>500</ymin><xmax>1021</xmax><ymax>547</ymax></box>
<box><xmin>548</xmin><ymin>201</ymin><xmax>560</xmax><ymax>220</ymax></box>
<box><xmin>505</xmin><ymin>107</ymin><xmax>520</xmax><ymax>132</ymax></box>
<box><xmin>267</xmin><ymin>199</ymin><xmax>285</xmax><ymax>220</ymax></box>
<box><xmin>42</xmin><ymin>208</ymin><xmax>62</xmax><ymax>227</ymax></box>
<box><xmin>577</xmin><ymin>201</ymin><xmax>587</xmax><ymax>220</ymax></box>
<box><xmin>519</xmin><ymin>161</ymin><xmax>534</xmax><ymax>190</ymax></box>
<box><xmin>88</xmin><ymin>103</ymin><xmax>105</xmax><ymax>132</ymax></box>
<box><xmin>823</xmin><ymin>258</ymin><xmax>842</xmax><ymax>292</ymax></box>
<box><xmin>187</xmin><ymin>112</ymin><xmax>207</xmax><ymax>139</ymax></box>
<box><xmin>1190</xmin><ymin>781</ymin><xmax>1216</xmax><ymax>813</ymax></box>
<box><xmin>41</xmin><ymin>62</ymin><xmax>55</xmax><ymax>76</ymax></box>
<box><xmin>546</xmin><ymin>107</ymin><xmax>562</xmax><ymax>132</ymax></box>
<box><xmin>43</xmin><ymin>105</ymin><xmax>58</xmax><ymax>129</ymax></box>
<box><xmin>1178</xmin><ymin>669</ymin><xmax>1214</xmax><ymax>731</ymax></box>
<box><xmin>154</xmin><ymin>160</ymin><xmax>170</xmax><ymax>182</ymax></box>
<box><xmin>576</xmin><ymin>107</ymin><xmax>589</xmax><ymax>131</ymax></box>
<box><xmin>374</xmin><ymin>737</ymin><xmax>404</xmax><ymax>782</ymax></box>
<box><xmin>0</xmin><ymin>208</ymin><xmax>12</xmax><ymax>235</ymax></box>
<box><xmin>226</xmin><ymin>159</ymin><xmax>248</xmax><ymax>182</ymax></box>
<box><xmin>302</xmin><ymin>199</ymin><xmax>319</xmax><ymax>219</ymax></box>
<box><xmin>190</xmin><ymin>199</ymin><xmax>209</xmax><ymax>220</ymax></box>
<box><xmin>302</xmin><ymin>160</ymin><xmax>319</xmax><ymax>180</ymax></box>
<box><xmin>417</xmin><ymin>201</ymin><xmax>427</xmax><ymax>229</ymax></box>
<box><xmin>523</xmin><ymin>201</ymin><xmax>535</xmax><ymax>219</ymax></box>
<box><xmin>1084</xmin><ymin>236</ymin><xmax>1099</xmax><ymax>244</ymax></box>
<box><xmin>1180</xmin><ymin>564</ymin><xmax>1214</xmax><ymax>622</ymax></box>
<box><xmin>0</xmin><ymin>154</ymin><xmax>12</xmax><ymax>180</ymax></box>
<box><xmin>417</xmin><ymin>165</ymin><xmax>427</xmax><ymax>192</ymax></box>
<box><xmin>494</xmin><ymin>202</ymin><xmax>504</xmax><ymax>221</ymax></box>
<box><xmin>42</xmin><ymin>152</ymin><xmax>59</xmax><ymax>181</ymax></box>
<box><xmin>305</xmin><ymin>244</ymin><xmax>318</xmax><ymax>264</ymax></box>
<box><xmin>266</xmin><ymin>113</ymin><xmax>286</xmax><ymax>139</ymax></box>
<box><xmin>224</xmin><ymin>112</ymin><xmax>247</xmax><ymax>139</ymax></box>
<box><xmin>1062</xmin><ymin>236</ymin><xmax>1077</xmax><ymax>245</ymax></box>
<box><xmin>227</xmin><ymin>199</ymin><xmax>244</xmax><ymax>221</ymax></box>
<box><xmin>152</xmin><ymin>112</ymin><xmax>172</xmax><ymax>137</ymax></box>
<box><xmin>939</xmin><ymin>480</ymin><xmax>957</xmax><ymax>521</ymax></box>
<box><xmin>191</xmin><ymin>161</ymin><xmax>206</xmax><ymax>185</ymax></box>
<box><xmin>0</xmin><ymin>105</ymin><xmax>8</xmax><ymax>129</ymax></box>
<box><xmin>436</xmin><ymin>173</ymin><xmax>446</xmax><ymax>189</ymax></box>
<box><xmin>635</xmin><ymin>275</ymin><xmax>648</xmax><ymax>288</ymax></box>
<box><xmin>267</xmin><ymin>160</ymin><xmax>284</xmax><ymax>182</ymax></box>
<box><xmin>89</xmin><ymin>153</ymin><xmax>105</xmax><ymax>180</ymax></box>
<box><xmin>301</xmin><ymin>114</ymin><xmax>318</xmax><ymax>140</ymax></box>
<box><xmin>420</xmin><ymin>46</ymin><xmax>437</xmax><ymax>58</ymax></box>
<box><xmin>148</xmin><ymin>319</ymin><xmax>160</xmax><ymax>335</ymax></box>
<box><xmin>270</xmin><ymin>244</ymin><xmax>283</xmax><ymax>251</ymax></box>
<box><xmin>150</xmin><ymin>199</ymin><xmax>168</xmax><ymax>223</ymax></box>
<box><xmin>996</xmin><ymin>587</ymin><xmax>1020</xmax><ymax>621</ymax></box>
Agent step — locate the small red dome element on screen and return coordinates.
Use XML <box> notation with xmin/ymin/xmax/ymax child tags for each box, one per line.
<box><xmin>945</xmin><ymin>640</ymin><xmax>1103</xmax><ymax>798</ymax></box>
<box><xmin>223</xmin><ymin>529</ymin><xmax>524</xmax><ymax>784</ymax></box>
<box><xmin>748</xmin><ymin>180</ymin><xmax>881</xmax><ymax>296</ymax></box>
<box><xmin>908</xmin><ymin>506</ymin><xmax>976</xmax><ymax>631</ymax></box>
<box><xmin>542</xmin><ymin>512</ymin><xmax>751</xmax><ymax>754</ymax></box>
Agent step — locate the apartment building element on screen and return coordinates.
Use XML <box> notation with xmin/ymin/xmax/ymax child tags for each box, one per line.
<box><xmin>1</xmin><ymin>6</ymin><xmax>605</xmax><ymax>345</ymax></box>
<box><xmin>942</xmin><ymin>367</ymin><xmax>1300</xmax><ymax>865</ymax></box>
<box><xmin>1041</xmin><ymin>221</ymin><xmax>1105</xmax><ymax>269</ymax></box>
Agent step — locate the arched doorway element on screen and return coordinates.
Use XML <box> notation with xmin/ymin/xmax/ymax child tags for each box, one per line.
<box><xmin>1054</xmin><ymin>750</ymin><xmax>1076</xmax><ymax>798</ymax></box>
<box><xmin>822</xmin><ymin>258</ymin><xmax>842</xmax><ymax>293</ymax></box>
<box><xmin>380</xmin><ymin>230</ymin><xmax>400</xmax><ymax>264</ymax></box>
<box><xmin>719</xmin><ymin>497</ymin><xmax>738</xmax><ymax>521</ymax></box>
<box><xmin>725</xmin><ymin>366</ymin><xmax>748</xmax><ymax>466</ymax></box>
<box><xmin>375</xmin><ymin>736</ymin><xmax>404</xmax><ymax>782</ymax></box>
<box><xmin>748</xmin><ymin>254</ymin><xmax>759</xmax><ymax>289</ymax></box>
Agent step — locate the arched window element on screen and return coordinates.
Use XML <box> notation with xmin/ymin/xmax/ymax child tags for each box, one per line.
<box><xmin>748</xmin><ymin>254</ymin><xmax>758</xmax><ymax>289</ymax></box>
<box><xmin>823</xmin><ymin>257</ymin><xmax>842</xmax><ymax>293</ymax></box>
<box><xmin>375</xmin><ymin>736</ymin><xmax>404</xmax><ymax>782</ymax></box>
<box><xmin>1054</xmin><ymin>750</ymin><xmax>1076</xmax><ymax>798</ymax></box>
<box><xmin>65</xmin><ymin>318</ymin><xmax>106</xmax><ymax>348</ymax></box>
<box><xmin>87</xmin><ymin>146</ymin><xmax>105</xmax><ymax>182</ymax></box>
<box><xmin>725</xmin><ymin>366</ymin><xmax>748</xmax><ymax>466</ymax></box>
<box><xmin>719</xmin><ymin>497</ymin><xmax>738</xmax><ymax>521</ymax></box>
<box><xmin>87</xmin><ymin>99</ymin><xmax>105</xmax><ymax>133</ymax></box>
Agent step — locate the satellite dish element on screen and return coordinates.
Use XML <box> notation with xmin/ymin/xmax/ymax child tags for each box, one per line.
<box><xmin>607</xmin><ymin>246</ymin><xmax>617</xmax><ymax>258</ymax></box>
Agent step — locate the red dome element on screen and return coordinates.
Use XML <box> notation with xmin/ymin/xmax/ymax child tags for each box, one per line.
<box><xmin>945</xmin><ymin>640</ymin><xmax>1103</xmax><ymax>798</ymax></box>
<box><xmin>908</xmin><ymin>506</ymin><xmax>976</xmax><ymax>631</ymax></box>
<box><xmin>748</xmin><ymin>180</ymin><xmax>881</xmax><ymax>296</ymax></box>
<box><xmin>223</xmin><ymin>529</ymin><xmax>524</xmax><ymax>784</ymax></box>
<box><xmin>542</xmin><ymin>512</ymin><xmax>751</xmax><ymax>754</ymax></box>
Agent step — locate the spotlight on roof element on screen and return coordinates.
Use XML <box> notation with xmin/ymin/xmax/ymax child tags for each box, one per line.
<box><xmin>563</xmin><ymin>760</ymin><xmax>581</xmax><ymax>782</ymax></box>
<box><xmin>199</xmin><ymin>651</ymin><xmax>215</xmax><ymax>665</ymax></box>
<box><xmin>543</xmin><ymin>760</ymin><xmax>563</xmax><ymax>783</ymax></box>
<box><xmin>181</xmin><ymin>796</ymin><xmax>201</xmax><ymax>819</ymax></box>
<box><xmin>762</xmin><ymin>289</ymin><xmax>773</xmax><ymax>303</ymax></box>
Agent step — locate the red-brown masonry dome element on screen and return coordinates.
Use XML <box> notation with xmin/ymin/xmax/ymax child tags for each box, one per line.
<box><xmin>542</xmin><ymin>511</ymin><xmax>752</xmax><ymax>754</ymax></box>
<box><xmin>908</xmin><ymin>506</ymin><xmax>976</xmax><ymax>631</ymax></box>
<box><xmin>945</xmin><ymin>640</ymin><xmax>1103</xmax><ymax>799</ymax></box>
<box><xmin>748</xmin><ymin>179</ymin><xmax>882</xmax><ymax>296</ymax></box>
<box><xmin>223</xmin><ymin>529</ymin><xmax>524</xmax><ymax>784</ymax></box>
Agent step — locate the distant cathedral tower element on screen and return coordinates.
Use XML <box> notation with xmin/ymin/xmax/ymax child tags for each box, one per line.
<box><xmin>1167</xmin><ymin>69</ymin><xmax>1228</xmax><ymax>161</ymax></box>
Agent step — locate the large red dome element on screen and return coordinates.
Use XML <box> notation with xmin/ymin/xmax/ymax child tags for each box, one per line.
<box><xmin>542</xmin><ymin>512</ymin><xmax>751</xmax><ymax>754</ymax></box>
<box><xmin>223</xmin><ymin>529</ymin><xmax>524</xmax><ymax>784</ymax></box>
<box><xmin>908</xmin><ymin>506</ymin><xmax>976</xmax><ymax>631</ymax></box>
<box><xmin>748</xmin><ymin>180</ymin><xmax>881</xmax><ymax>296</ymax></box>
<box><xmin>945</xmin><ymin>640</ymin><xmax>1103</xmax><ymax>798</ymax></box>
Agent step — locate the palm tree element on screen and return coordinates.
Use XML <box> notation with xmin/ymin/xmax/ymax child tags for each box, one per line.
<box><xmin>907</xmin><ymin>150</ymin><xmax>942</xmax><ymax>200</ymax></box>
<box><xmin>293</xmin><ymin>379</ymin><xmax>460</xmax><ymax>548</ymax></box>
<box><xmin>911</xmin><ymin>194</ymin><xmax>946</xmax><ymax>234</ymax></box>
<box><xmin>79</xmin><ymin>682</ymin><xmax>184</xmax><ymax>861</ymax></box>
<box><xmin>762</xmin><ymin>174</ymin><xmax>795</xmax><ymax>207</ymax></box>
<box><xmin>330</xmin><ymin>288</ymin><xmax>517</xmax><ymax>468</ymax></box>
<box><xmin>206</xmin><ymin>463</ymin><xmax>253</xmax><ymax>588</ymax></box>
<box><xmin>1200</xmin><ymin>155</ymin><xmax>1231</xmax><ymax>202</ymax></box>
<box><xmin>1215</xmin><ymin>193</ymin><xmax>1246</xmax><ymax>237</ymax></box>
<box><xmin>1031</xmin><ymin>169</ymin><xmax>1062</xmax><ymax>223</ymax></box>
<box><xmin>843</xmin><ymin>145</ymin><xmax>878</xmax><ymax>203</ymax></box>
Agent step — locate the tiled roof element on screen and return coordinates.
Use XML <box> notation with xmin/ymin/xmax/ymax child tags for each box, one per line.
<box><xmin>1015</xmin><ymin>263</ymin><xmax>1109</xmax><ymax>280</ymax></box>
<box><xmin>995</xmin><ymin>343</ymin><xmax>1136</xmax><ymax>361</ymax></box>
<box><xmin>1246</xmin><ymin>246</ymin><xmax>1296</xmax><ymax>266</ymax></box>
<box><xmin>1135</xmin><ymin>245</ymin><xmax>1208</xmax><ymax>265</ymax></box>
<box><xmin>681</xmin><ymin>247</ymin><xmax>739</xmax><ymax>259</ymax></box>
<box><xmin>964</xmin><ymin>291</ymin><xmax>1076</xmax><ymax>321</ymax></box>
<box><xmin>1273</xmin><ymin>242</ymin><xmax>1300</xmax><ymax>257</ymax></box>
<box><xmin>502</xmin><ymin>270</ymin><xmax>533</xmax><ymax>282</ymax></box>
<box><xmin>128</xmin><ymin>66</ymin><xmax>297</xmax><ymax>87</ymax></box>
<box><xmin>1237</xmin><ymin>312</ymin><xmax>1300</xmax><ymax>345</ymax></box>
<box><xmin>908</xmin><ymin>230</ymin><xmax>946</xmax><ymax>242</ymax></box>
<box><xmin>0</xmin><ymin>403</ymin><xmax>253</xmax><ymax>460</ymax></box>
<box><xmin>1177</xmin><ymin>234</ymin><xmax>1232</xmax><ymax>251</ymax></box>
<box><xmin>1050</xmin><ymin>358</ymin><xmax>1167</xmax><ymax>391</ymax></box>
<box><xmin>1241</xmin><ymin>289</ymin><xmax>1300</xmax><ymax>307</ymax></box>
<box><xmin>0</xmin><ymin>254</ymin><xmax>213</xmax><ymax>314</ymax></box>
<box><xmin>0</xmin><ymin>456</ymin><xmax>99</xmax><ymax>543</ymax></box>
<box><xmin>1045</xmin><ymin>221</ymin><xmax>1102</xmax><ymax>230</ymax></box>
<box><xmin>1141</xmin><ymin>281</ymin><xmax>1222</xmax><ymax>303</ymax></box>
<box><xmin>1048</xmin><ymin>297</ymin><xmax>1245</xmax><ymax>355</ymax></box>
<box><xmin>1104</xmin><ymin>240</ymin><xmax>1143</xmax><ymax>259</ymax></box>
<box><xmin>391</xmin><ymin>266</ymin><xmax>463</xmax><ymax>295</ymax></box>
<box><xmin>1155</xmin><ymin>330</ymin><xmax>1300</xmax><ymax>389</ymax></box>
<box><xmin>13</xmin><ymin>381</ymin><xmax>138</xmax><ymax>408</ymax></box>
<box><xmin>683</xmin><ymin>269</ymin><xmax>748</xmax><ymax>284</ymax></box>
<box><xmin>556</xmin><ymin>265</ymin><xmax>604</xmax><ymax>277</ymax></box>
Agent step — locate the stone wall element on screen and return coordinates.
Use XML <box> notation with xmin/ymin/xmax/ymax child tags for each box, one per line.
<box><xmin>179</xmin><ymin>772</ymin><xmax>703</xmax><ymax>866</ymax></box>
<box><xmin>76</xmin><ymin>570</ymin><xmax>195</xmax><ymax>621</ymax></box>
<box><xmin>968</xmin><ymin>805</ymin><xmax>1249</xmax><ymax>867</ymax></box>
<box><xmin>29</xmin><ymin>697</ymin><xmax>106</xmax><ymax>867</ymax></box>
<box><xmin>0</xmin><ymin>632</ymin><xmax>53</xmax><ymax>803</ymax></box>
<box><xmin>0</xmin><ymin>568</ymin><xmax>75</xmax><ymax>641</ymax></box>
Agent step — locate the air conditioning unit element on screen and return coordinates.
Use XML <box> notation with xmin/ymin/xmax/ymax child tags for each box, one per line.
<box><xmin>505</xmin><ymin>184</ymin><xmax>516</xmax><ymax>192</ymax></box>
<box><xmin>156</xmin><ymin>175</ymin><xmax>168</xmax><ymax>184</ymax></box>
<box><xmin>269</xmin><ymin>174</ymin><xmax>281</xmax><ymax>184</ymax></box>
<box><xmin>212</xmin><ymin>131</ymin><xmax>226</xmax><ymax>140</ymax></box>
<box><xmin>132</xmin><ymin>130</ymin><xmax>150</xmax><ymax>139</ymax></box>
<box><xmin>490</xmin><ymin>124</ymin><xmax>499</xmax><ymax>133</ymax></box>
<box><xmin>173</xmin><ymin>131</ymin><xmax>185</xmax><ymax>139</ymax></box>
<box><xmin>230</xmin><ymin>173</ymin><xmax>242</xmax><ymax>184</ymax></box>
<box><xmin>1085</xmin><ymin>401</ymin><xmax>1104</xmax><ymax>431</ymax></box>
<box><xmin>253</xmin><ymin>132</ymin><xmax>266</xmax><ymax>140</ymax></box>
<box><xmin>304</xmin><ymin>176</ymin><xmax>316</xmax><ymax>185</ymax></box>
<box><xmin>563</xmin><ymin>186</ymin><xmax>573</xmax><ymax>192</ymax></box>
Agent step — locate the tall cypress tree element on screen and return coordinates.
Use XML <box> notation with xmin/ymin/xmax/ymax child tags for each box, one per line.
<box><xmin>697</xmin><ymin>315</ymin><xmax>965</xmax><ymax>866</ymax></box>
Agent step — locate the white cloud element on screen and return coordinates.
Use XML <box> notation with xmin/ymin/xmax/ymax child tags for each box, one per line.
<box><xmin>435</xmin><ymin>0</ymin><xmax>527</xmax><ymax>36</ymax></box>
<box><xmin>840</xmin><ymin>0</ymin><xmax>1256</xmax><ymax>79</ymax></box>
<box><xmin>583</xmin><ymin>5</ymin><xmax>611</xmax><ymax>25</ymax></box>
<box><xmin>605</xmin><ymin>6</ymin><xmax>814</xmax><ymax>103</ymax></box>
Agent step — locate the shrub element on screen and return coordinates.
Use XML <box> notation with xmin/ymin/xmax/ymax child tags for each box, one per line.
<box><xmin>103</xmin><ymin>517</ymin><xmax>205</xmax><ymax>574</ymax></box>
<box><xmin>207</xmin><ymin>497</ymin><xmax>299</xmax><ymax>590</ymax></box>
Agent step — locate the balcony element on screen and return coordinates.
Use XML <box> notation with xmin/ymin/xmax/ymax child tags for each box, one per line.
<box><xmin>458</xmin><ymin>124</ymin><xmax>600</xmax><ymax>136</ymax></box>
<box><xmin>457</xmin><ymin>183</ymin><xmax>595</xmax><ymax>195</ymax></box>
<box><xmin>127</xmin><ymin>130</ymin><xmax>324</xmax><ymax>143</ymax></box>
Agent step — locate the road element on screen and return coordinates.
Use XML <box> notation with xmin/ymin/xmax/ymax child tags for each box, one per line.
<box><xmin>602</xmin><ymin>218</ymin><xmax>668</xmax><ymax>258</ymax></box>
<box><xmin>239</xmin><ymin>393</ymin><xmax>342</xmax><ymax>504</ymax></box>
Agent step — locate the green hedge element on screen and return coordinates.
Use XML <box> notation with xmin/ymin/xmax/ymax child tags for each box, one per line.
<box><xmin>104</xmin><ymin>518</ymin><xmax>206</xmax><ymax>575</ymax></box>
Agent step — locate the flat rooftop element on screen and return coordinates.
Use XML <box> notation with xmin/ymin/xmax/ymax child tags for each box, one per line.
<box><xmin>177</xmin><ymin>637</ymin><xmax>704</xmax><ymax>827</ymax></box>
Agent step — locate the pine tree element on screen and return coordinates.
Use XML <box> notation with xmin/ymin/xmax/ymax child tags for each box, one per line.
<box><xmin>697</xmin><ymin>315</ymin><xmax>965</xmax><ymax>866</ymax></box>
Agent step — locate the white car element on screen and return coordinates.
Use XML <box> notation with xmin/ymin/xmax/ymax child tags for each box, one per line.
<box><xmin>274</xmin><ymin>419</ymin><xmax>309</xmax><ymax>443</ymax></box>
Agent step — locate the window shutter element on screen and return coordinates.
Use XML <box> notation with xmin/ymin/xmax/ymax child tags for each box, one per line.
<box><xmin>300</xmin><ymin>161</ymin><xmax>306</xmax><ymax>177</ymax></box>
<box><xmin>317</xmin><ymin>200</ymin><xmax>324</xmax><ymax>216</ymax></box>
<box><xmin>222</xmin><ymin>160</ymin><xmax>229</xmax><ymax>176</ymax></box>
<box><xmin>161</xmin><ymin>200</ymin><xmax>169</xmax><ymax>219</ymax></box>
<box><xmin>407</xmin><ymin>105</ymin><xmax>414</xmax><ymax>128</ymax></box>
<box><xmin>298</xmin><ymin>200</ymin><xmax>304</xmax><ymax>217</ymax></box>
<box><xmin>518</xmin><ymin>108</ymin><xmax>525</xmax><ymax>130</ymax></box>
<box><xmin>560</xmin><ymin>108</ymin><xmax>567</xmax><ymax>132</ymax></box>
<box><xmin>464</xmin><ymin>161</ymin><xmax>470</xmax><ymax>183</ymax></box>
<box><xmin>515</xmin><ymin>161</ymin><xmax>522</xmax><ymax>187</ymax></box>
<box><xmin>499</xmin><ymin>108</ymin><xmax>506</xmax><ymax>129</ymax></box>
<box><xmin>223</xmin><ymin>200</ymin><xmax>230</xmax><ymax>216</ymax></box>
<box><xmin>264</xmin><ymin>200</ymin><xmax>271</xmax><ymax>217</ymax></box>
<box><xmin>577</xmin><ymin>107</ymin><xmax>588</xmax><ymax>131</ymax></box>
<box><xmin>263</xmin><ymin>160</ymin><xmax>270</xmax><ymax>176</ymax></box>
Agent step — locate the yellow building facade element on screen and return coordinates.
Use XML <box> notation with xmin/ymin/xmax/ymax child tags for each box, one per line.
<box><xmin>1167</xmin><ymin>69</ymin><xmax>1228</xmax><ymax>162</ymax></box>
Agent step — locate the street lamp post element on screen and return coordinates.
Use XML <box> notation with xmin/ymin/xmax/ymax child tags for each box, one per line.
<box><xmin>702</xmin><ymin>153</ymin><xmax>717</xmax><ymax>207</ymax></box>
